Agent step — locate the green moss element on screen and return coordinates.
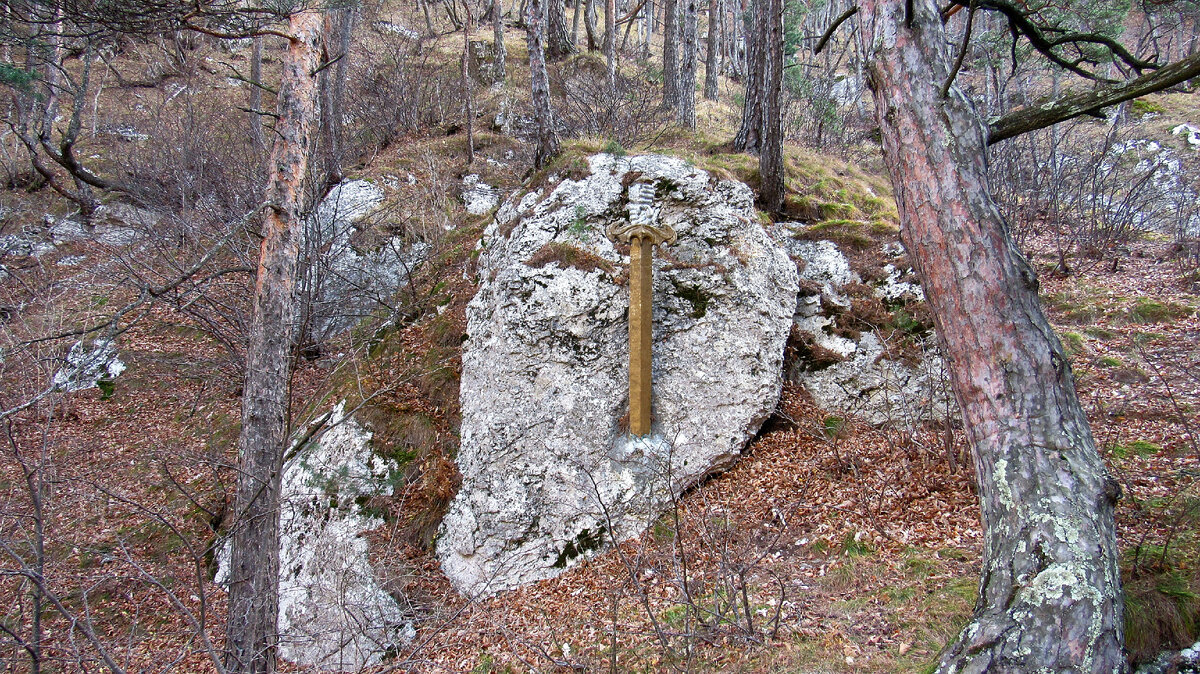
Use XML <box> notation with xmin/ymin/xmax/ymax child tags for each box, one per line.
<box><xmin>1113</xmin><ymin>439</ymin><xmax>1162</xmax><ymax>459</ymax></box>
<box><xmin>1127</xmin><ymin>298</ymin><xmax>1194</xmax><ymax>324</ymax></box>
<box><xmin>1061</xmin><ymin>332</ymin><xmax>1085</xmax><ymax>356</ymax></box>
<box><xmin>671</xmin><ymin>281</ymin><xmax>710</xmax><ymax>318</ymax></box>
<box><xmin>552</xmin><ymin>526</ymin><xmax>607</xmax><ymax>568</ymax></box>
<box><xmin>1131</xmin><ymin>98</ymin><xmax>1166</xmax><ymax>115</ymax></box>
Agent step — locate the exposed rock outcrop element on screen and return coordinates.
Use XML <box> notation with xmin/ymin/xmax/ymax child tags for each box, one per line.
<box><xmin>438</xmin><ymin>154</ymin><xmax>799</xmax><ymax>596</ymax></box>
<box><xmin>219</xmin><ymin>402</ymin><xmax>414</xmax><ymax>670</ymax></box>
<box><xmin>777</xmin><ymin>230</ymin><xmax>954</xmax><ymax>426</ymax></box>
<box><xmin>53</xmin><ymin>339</ymin><xmax>126</xmax><ymax>393</ymax></box>
<box><xmin>305</xmin><ymin>179</ymin><xmax>429</xmax><ymax>342</ymax></box>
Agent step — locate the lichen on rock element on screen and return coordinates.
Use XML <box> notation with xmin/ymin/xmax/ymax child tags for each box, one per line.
<box><xmin>275</xmin><ymin>402</ymin><xmax>414</xmax><ymax>669</ymax></box>
<box><xmin>777</xmin><ymin>228</ymin><xmax>954</xmax><ymax>425</ymax></box>
<box><xmin>438</xmin><ymin>153</ymin><xmax>799</xmax><ymax>596</ymax></box>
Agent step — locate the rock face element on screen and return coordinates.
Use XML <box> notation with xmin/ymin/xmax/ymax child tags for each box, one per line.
<box><xmin>305</xmin><ymin>179</ymin><xmax>428</xmax><ymax>342</ymax></box>
<box><xmin>266</xmin><ymin>403</ymin><xmax>413</xmax><ymax>670</ymax></box>
<box><xmin>777</xmin><ymin>231</ymin><xmax>953</xmax><ymax>426</ymax></box>
<box><xmin>215</xmin><ymin>403</ymin><xmax>413</xmax><ymax>669</ymax></box>
<box><xmin>53</xmin><ymin>339</ymin><xmax>126</xmax><ymax>393</ymax></box>
<box><xmin>438</xmin><ymin>154</ymin><xmax>799</xmax><ymax>596</ymax></box>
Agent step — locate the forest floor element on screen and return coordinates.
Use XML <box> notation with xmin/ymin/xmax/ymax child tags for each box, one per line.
<box><xmin>1</xmin><ymin>12</ymin><xmax>1199</xmax><ymax>673</ymax></box>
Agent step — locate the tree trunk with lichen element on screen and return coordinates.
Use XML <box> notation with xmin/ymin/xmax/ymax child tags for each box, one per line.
<box><xmin>527</xmin><ymin>0</ymin><xmax>560</xmax><ymax>167</ymax></box>
<box><xmin>547</xmin><ymin>0</ymin><xmax>575</xmax><ymax>57</ymax></box>
<box><xmin>662</xmin><ymin>0</ymin><xmax>679</xmax><ymax>108</ymax></box>
<box><xmin>731</xmin><ymin>0</ymin><xmax>763</xmax><ymax>151</ymax></box>
<box><xmin>703</xmin><ymin>0</ymin><xmax>719</xmax><ymax>100</ymax></box>
<box><xmin>758</xmin><ymin>0</ymin><xmax>783</xmax><ymax>211</ymax></box>
<box><xmin>855</xmin><ymin>1</ymin><xmax>1125</xmax><ymax>671</ymax></box>
<box><xmin>224</xmin><ymin>10</ymin><xmax>323</xmax><ymax>674</ymax></box>
<box><xmin>677</xmin><ymin>0</ymin><xmax>697</xmax><ymax>127</ymax></box>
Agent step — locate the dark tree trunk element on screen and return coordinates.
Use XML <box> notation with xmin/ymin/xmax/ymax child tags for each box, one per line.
<box><xmin>731</xmin><ymin>0</ymin><xmax>763</xmax><ymax>151</ymax></box>
<box><xmin>605</xmin><ymin>0</ymin><xmax>616</xmax><ymax>87</ymax></box>
<box><xmin>463</xmin><ymin>0</ymin><xmax>475</xmax><ymax>164</ymax></box>
<box><xmin>547</xmin><ymin>0</ymin><xmax>575</xmax><ymax>57</ymax></box>
<box><xmin>662</xmin><ymin>0</ymin><xmax>679</xmax><ymax>108</ymax></box>
<box><xmin>224</xmin><ymin>10</ymin><xmax>323</xmax><ymax>674</ymax></box>
<box><xmin>584</xmin><ymin>0</ymin><xmax>600</xmax><ymax>50</ymax></box>
<box><xmin>527</xmin><ymin>0</ymin><xmax>560</xmax><ymax>167</ymax></box>
<box><xmin>758</xmin><ymin>0</ymin><xmax>782</xmax><ymax>210</ymax></box>
<box><xmin>855</xmin><ymin>1</ymin><xmax>1125</xmax><ymax>671</ymax></box>
<box><xmin>703</xmin><ymin>0</ymin><xmax>719</xmax><ymax>100</ymax></box>
<box><xmin>677</xmin><ymin>0</ymin><xmax>697</xmax><ymax>127</ymax></box>
<box><xmin>571</xmin><ymin>0</ymin><xmax>582</xmax><ymax>44</ymax></box>
<box><xmin>494</xmin><ymin>0</ymin><xmax>508</xmax><ymax>80</ymax></box>
<box><xmin>249</xmin><ymin>36</ymin><xmax>264</xmax><ymax>149</ymax></box>
<box><xmin>321</xmin><ymin>4</ymin><xmax>356</xmax><ymax>184</ymax></box>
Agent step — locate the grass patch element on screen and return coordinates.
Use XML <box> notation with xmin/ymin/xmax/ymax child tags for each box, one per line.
<box><xmin>525</xmin><ymin>241</ymin><xmax>615</xmax><ymax>274</ymax></box>
<box><xmin>1127</xmin><ymin>297</ymin><xmax>1194</xmax><ymax>324</ymax></box>
<box><xmin>1112</xmin><ymin>439</ymin><xmax>1162</xmax><ymax>459</ymax></box>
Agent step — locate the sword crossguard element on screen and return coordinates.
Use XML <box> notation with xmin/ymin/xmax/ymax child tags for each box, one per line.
<box><xmin>607</xmin><ymin>181</ymin><xmax>676</xmax><ymax>246</ymax></box>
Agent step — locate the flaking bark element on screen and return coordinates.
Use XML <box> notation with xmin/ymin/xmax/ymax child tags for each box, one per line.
<box><xmin>855</xmin><ymin>1</ymin><xmax>1125</xmax><ymax>671</ymax></box>
<box><xmin>224</xmin><ymin>10</ymin><xmax>323</xmax><ymax>674</ymax></box>
<box><xmin>528</xmin><ymin>0</ymin><xmax>561</xmax><ymax>167</ymax></box>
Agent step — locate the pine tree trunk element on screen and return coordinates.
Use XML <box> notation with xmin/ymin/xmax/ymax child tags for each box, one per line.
<box><xmin>856</xmin><ymin>1</ymin><xmax>1125</xmax><ymax>671</ymax></box>
<box><xmin>605</xmin><ymin>0</ymin><xmax>616</xmax><ymax>88</ymax></box>
<box><xmin>463</xmin><ymin>0</ymin><xmax>475</xmax><ymax>164</ymax></box>
<box><xmin>758</xmin><ymin>0</ymin><xmax>782</xmax><ymax>210</ymax></box>
<box><xmin>224</xmin><ymin>10</ymin><xmax>323</xmax><ymax>674</ymax></box>
<box><xmin>527</xmin><ymin>0</ymin><xmax>560</xmax><ymax>167</ymax></box>
<box><xmin>732</xmin><ymin>0</ymin><xmax>763</xmax><ymax>151</ymax></box>
<box><xmin>494</xmin><ymin>0</ymin><xmax>508</xmax><ymax>80</ymax></box>
<box><xmin>662</xmin><ymin>0</ymin><xmax>679</xmax><ymax>108</ymax></box>
<box><xmin>703</xmin><ymin>0</ymin><xmax>719</xmax><ymax>100</ymax></box>
<box><xmin>249</xmin><ymin>36</ymin><xmax>264</xmax><ymax>149</ymax></box>
<box><xmin>677</xmin><ymin>0</ymin><xmax>697</xmax><ymax>128</ymax></box>
<box><xmin>547</xmin><ymin>0</ymin><xmax>575</xmax><ymax>57</ymax></box>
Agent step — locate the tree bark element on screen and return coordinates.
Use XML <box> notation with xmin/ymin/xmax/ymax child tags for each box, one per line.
<box><xmin>321</xmin><ymin>4</ymin><xmax>356</xmax><ymax>185</ymax></box>
<box><xmin>662</xmin><ymin>0</ymin><xmax>679</xmax><ymax>108</ymax></box>
<box><xmin>855</xmin><ymin>1</ymin><xmax>1125</xmax><ymax>671</ymax></box>
<box><xmin>605</xmin><ymin>0</ymin><xmax>617</xmax><ymax>88</ymax></box>
<box><xmin>703</xmin><ymin>0</ymin><xmax>719</xmax><ymax>100</ymax></box>
<box><xmin>677</xmin><ymin>0</ymin><xmax>697</xmax><ymax>127</ymax></box>
<box><xmin>495</xmin><ymin>0</ymin><xmax>508</xmax><ymax>81</ymax></box>
<box><xmin>463</xmin><ymin>0</ymin><xmax>475</xmax><ymax>164</ymax></box>
<box><xmin>584</xmin><ymin>0</ymin><xmax>600</xmax><ymax>50</ymax></box>
<box><xmin>988</xmin><ymin>49</ymin><xmax>1200</xmax><ymax>145</ymax></box>
<box><xmin>758</xmin><ymin>0</ymin><xmax>782</xmax><ymax>210</ymax></box>
<box><xmin>547</xmin><ymin>0</ymin><xmax>575</xmax><ymax>57</ymax></box>
<box><xmin>731</xmin><ymin>0</ymin><xmax>763</xmax><ymax>151</ymax></box>
<box><xmin>527</xmin><ymin>0</ymin><xmax>560</xmax><ymax>167</ymax></box>
<box><xmin>249</xmin><ymin>36</ymin><xmax>265</xmax><ymax>149</ymax></box>
<box><xmin>224</xmin><ymin>10</ymin><xmax>323</xmax><ymax>674</ymax></box>
<box><xmin>572</xmin><ymin>0</ymin><xmax>582</xmax><ymax>44</ymax></box>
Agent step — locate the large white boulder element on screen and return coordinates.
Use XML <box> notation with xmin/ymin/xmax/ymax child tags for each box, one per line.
<box><xmin>438</xmin><ymin>154</ymin><xmax>799</xmax><ymax>596</ymax></box>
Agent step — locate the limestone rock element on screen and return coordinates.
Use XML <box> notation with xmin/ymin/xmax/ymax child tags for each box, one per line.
<box><xmin>438</xmin><ymin>153</ymin><xmax>798</xmax><ymax>596</ymax></box>
<box><xmin>52</xmin><ymin>339</ymin><xmax>125</xmax><ymax>393</ymax></box>
<box><xmin>777</xmin><ymin>229</ymin><xmax>953</xmax><ymax>425</ymax></box>
<box><xmin>305</xmin><ymin>179</ymin><xmax>429</xmax><ymax>342</ymax></box>
<box><xmin>218</xmin><ymin>402</ymin><xmax>415</xmax><ymax>670</ymax></box>
<box><xmin>462</xmin><ymin>174</ymin><xmax>499</xmax><ymax>215</ymax></box>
